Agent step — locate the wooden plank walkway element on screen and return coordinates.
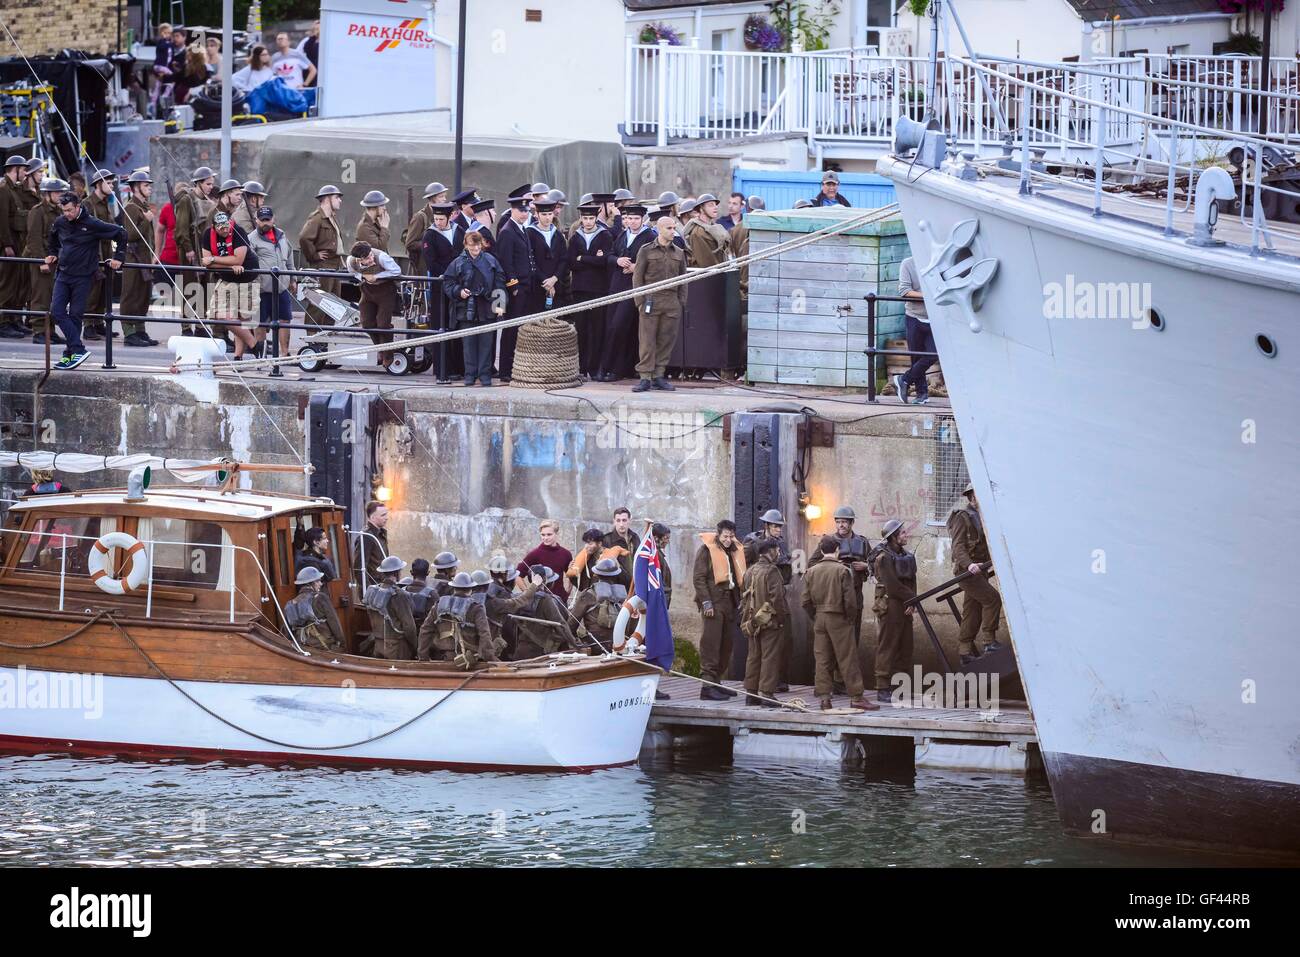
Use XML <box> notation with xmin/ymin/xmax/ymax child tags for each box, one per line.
<box><xmin>650</xmin><ymin>676</ymin><xmax>1037</xmax><ymax>745</ymax></box>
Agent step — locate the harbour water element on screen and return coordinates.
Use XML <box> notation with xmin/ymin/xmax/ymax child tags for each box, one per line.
<box><xmin>0</xmin><ymin>751</ymin><xmax>1242</xmax><ymax>867</ymax></box>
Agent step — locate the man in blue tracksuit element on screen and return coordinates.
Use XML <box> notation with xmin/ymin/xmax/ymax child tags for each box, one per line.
<box><xmin>45</xmin><ymin>191</ymin><xmax>125</xmax><ymax>369</ymax></box>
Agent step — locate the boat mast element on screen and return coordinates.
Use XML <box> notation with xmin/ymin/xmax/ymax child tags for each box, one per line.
<box><xmin>924</xmin><ymin>0</ymin><xmax>942</xmax><ymax>128</ymax></box>
<box><xmin>1259</xmin><ymin>0</ymin><xmax>1273</xmax><ymax>141</ymax></box>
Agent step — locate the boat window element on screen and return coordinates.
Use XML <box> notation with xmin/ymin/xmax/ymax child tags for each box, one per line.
<box><xmin>140</xmin><ymin>518</ymin><xmax>226</xmax><ymax>590</ymax></box>
<box><xmin>11</xmin><ymin>515</ymin><xmax>113</xmax><ymax>578</ymax></box>
<box><xmin>276</xmin><ymin>527</ymin><xmax>291</xmax><ymax>584</ymax></box>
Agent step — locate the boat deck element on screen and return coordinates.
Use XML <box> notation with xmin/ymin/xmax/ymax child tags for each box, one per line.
<box><xmin>650</xmin><ymin>676</ymin><xmax>1036</xmax><ymax>745</ymax></box>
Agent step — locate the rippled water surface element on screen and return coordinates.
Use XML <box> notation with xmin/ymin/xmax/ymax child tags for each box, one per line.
<box><xmin>0</xmin><ymin>751</ymin><xmax>1239</xmax><ymax>867</ymax></box>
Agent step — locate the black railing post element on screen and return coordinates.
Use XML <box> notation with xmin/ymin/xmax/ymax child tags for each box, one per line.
<box><xmin>864</xmin><ymin>291</ymin><xmax>877</xmax><ymax>403</ymax></box>
<box><xmin>269</xmin><ymin>267</ymin><xmax>283</xmax><ymax>378</ymax></box>
<box><xmin>101</xmin><ymin>262</ymin><xmax>117</xmax><ymax>370</ymax></box>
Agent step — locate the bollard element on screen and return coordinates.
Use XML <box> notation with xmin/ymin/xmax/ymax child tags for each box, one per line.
<box><xmin>864</xmin><ymin>292</ymin><xmax>877</xmax><ymax>403</ymax></box>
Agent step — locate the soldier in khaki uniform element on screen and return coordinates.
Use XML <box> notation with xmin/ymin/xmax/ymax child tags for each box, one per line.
<box><xmin>808</xmin><ymin>504</ymin><xmax>872</xmax><ymax>644</ymax></box>
<box><xmin>119</xmin><ymin>170</ymin><xmax>159</xmax><ymax>346</ymax></box>
<box><xmin>284</xmin><ymin>566</ymin><xmax>345</xmax><ymax>652</ymax></box>
<box><xmin>402</xmin><ymin>182</ymin><xmax>445</xmax><ymax>291</ymax></box>
<box><xmin>298</xmin><ymin>184</ymin><xmax>345</xmax><ymax>326</ymax></box>
<box><xmin>173</xmin><ymin>167</ymin><xmax>217</xmax><ymax>334</ymax></box>
<box><xmin>729</xmin><ymin>195</ymin><xmax>763</xmax><ymax>302</ymax></box>
<box><xmin>204</xmin><ymin>179</ymin><xmax>244</xmax><ymax>235</ymax></box>
<box><xmin>231</xmin><ymin>180</ymin><xmax>266</xmax><ymax>236</ymax></box>
<box><xmin>363</xmin><ymin>555</ymin><xmax>418</xmax><ymax>660</ymax></box>
<box><xmin>871</xmin><ymin>518</ymin><xmax>917</xmax><ymax>704</ymax></box>
<box><xmin>80</xmin><ymin>170</ymin><xmax>120</xmax><ymax>339</ymax></box>
<box><xmin>570</xmin><ymin>557</ymin><xmax>627</xmax><ymax>653</ymax></box>
<box><xmin>418</xmin><ymin>571</ymin><xmax>497</xmax><ymax>667</ymax></box>
<box><xmin>948</xmin><ymin>482</ymin><xmax>1003</xmax><ymax>665</ymax></box>
<box><xmin>692</xmin><ymin>520</ymin><xmax>746</xmax><ymax>700</ymax></box>
<box><xmin>0</xmin><ymin>155</ymin><xmax>32</xmax><ymax>337</ymax></box>
<box><xmin>802</xmin><ymin>535</ymin><xmax>879</xmax><ymax>711</ymax></box>
<box><xmin>512</xmin><ymin>566</ymin><xmax>578</xmax><ymax>659</ymax></box>
<box><xmin>355</xmin><ymin>189</ymin><xmax>390</xmax><ymax>250</ymax></box>
<box><xmin>682</xmin><ymin>193</ymin><xmax>730</xmax><ymax>268</ymax></box>
<box><xmin>740</xmin><ymin>537</ymin><xmax>788</xmax><ymax>706</ymax></box>
<box><xmin>631</xmin><ymin>212</ymin><xmax>688</xmax><ymax>393</ymax></box>
<box><xmin>25</xmin><ymin>178</ymin><xmax>65</xmax><ymax>344</ymax></box>
<box><xmin>476</xmin><ymin>567</ymin><xmax>541</xmax><ymax>655</ymax></box>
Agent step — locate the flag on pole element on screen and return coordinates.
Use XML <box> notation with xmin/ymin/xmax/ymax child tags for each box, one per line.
<box><xmin>633</xmin><ymin>529</ymin><xmax>674</xmax><ymax>672</ymax></box>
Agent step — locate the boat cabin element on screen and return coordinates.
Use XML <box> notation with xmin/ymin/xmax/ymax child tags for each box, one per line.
<box><xmin>0</xmin><ymin>486</ymin><xmax>364</xmax><ymax>650</ymax></box>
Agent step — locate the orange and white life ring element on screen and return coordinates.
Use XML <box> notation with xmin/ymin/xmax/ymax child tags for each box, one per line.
<box><xmin>612</xmin><ymin>595</ymin><xmax>646</xmax><ymax>654</ymax></box>
<box><xmin>87</xmin><ymin>532</ymin><xmax>150</xmax><ymax>596</ymax></box>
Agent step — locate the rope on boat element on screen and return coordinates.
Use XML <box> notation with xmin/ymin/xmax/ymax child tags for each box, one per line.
<box><xmin>9</xmin><ymin>611</ymin><xmax>482</xmax><ymax>752</ymax></box>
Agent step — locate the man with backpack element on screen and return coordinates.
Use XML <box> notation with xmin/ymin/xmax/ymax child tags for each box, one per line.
<box><xmin>418</xmin><ymin>571</ymin><xmax>496</xmax><ymax>668</ymax></box>
<box><xmin>363</xmin><ymin>555</ymin><xmax>418</xmax><ymax>660</ymax></box>
<box><xmin>740</xmin><ymin>538</ymin><xmax>788</xmax><ymax>707</ymax></box>
<box><xmin>570</xmin><ymin>558</ymin><xmax>627</xmax><ymax>653</ymax></box>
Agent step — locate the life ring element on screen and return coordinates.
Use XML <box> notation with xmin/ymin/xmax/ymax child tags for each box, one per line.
<box><xmin>87</xmin><ymin>532</ymin><xmax>150</xmax><ymax>596</ymax></box>
<box><xmin>612</xmin><ymin>595</ymin><xmax>646</xmax><ymax>654</ymax></box>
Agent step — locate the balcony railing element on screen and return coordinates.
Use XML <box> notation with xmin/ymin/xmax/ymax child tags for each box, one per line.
<box><xmin>624</xmin><ymin>44</ymin><xmax>1300</xmax><ymax>152</ymax></box>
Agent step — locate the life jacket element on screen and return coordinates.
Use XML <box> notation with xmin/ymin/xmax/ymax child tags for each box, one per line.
<box><xmin>433</xmin><ymin>594</ymin><xmax>479</xmax><ymax>669</ymax></box>
<box><xmin>363</xmin><ymin>583</ymin><xmax>399</xmax><ymax>631</ymax></box>
<box><xmin>404</xmin><ymin>580</ymin><xmax>436</xmax><ymax>623</ymax></box>
<box><xmin>284</xmin><ymin>589</ymin><xmax>321</xmax><ymax>631</ymax></box>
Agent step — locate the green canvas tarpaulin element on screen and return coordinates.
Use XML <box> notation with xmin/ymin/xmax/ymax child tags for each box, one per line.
<box><xmin>257</xmin><ymin>126</ymin><xmax>628</xmax><ymax>261</ymax></box>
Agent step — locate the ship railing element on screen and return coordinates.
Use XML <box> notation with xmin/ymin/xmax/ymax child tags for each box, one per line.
<box><xmin>859</xmin><ymin>293</ymin><xmax>938</xmax><ymax>404</ymax></box>
<box><xmin>903</xmin><ymin>561</ymin><xmax>993</xmax><ymax>676</ymax></box>
<box><xmin>0</xmin><ymin>525</ymin><xmax>295</xmax><ymax>640</ymax></box>
<box><xmin>954</xmin><ymin>56</ymin><xmax>1300</xmax><ymax>257</ymax></box>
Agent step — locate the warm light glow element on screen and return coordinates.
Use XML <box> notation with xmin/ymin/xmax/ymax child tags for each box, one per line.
<box><xmin>375</xmin><ymin>485</ymin><xmax>393</xmax><ymax>503</ymax></box>
<box><xmin>804</xmin><ymin>503</ymin><xmax>822</xmax><ymax>521</ymax></box>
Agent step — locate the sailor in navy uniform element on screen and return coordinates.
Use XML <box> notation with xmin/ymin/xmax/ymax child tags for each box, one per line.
<box><xmin>450</xmin><ymin>187</ymin><xmax>478</xmax><ymax>232</ymax></box>
<box><xmin>525</xmin><ymin>199</ymin><xmax>569</xmax><ymax>318</ymax></box>
<box><xmin>466</xmin><ymin>198</ymin><xmax>496</xmax><ymax>254</ymax></box>
<box><xmin>421</xmin><ymin>201</ymin><xmax>465</xmax><ymax>382</ymax></box>
<box><xmin>596</xmin><ymin>203</ymin><xmax>651</xmax><ymax>382</ymax></box>
<box><xmin>567</xmin><ymin>202</ymin><xmax>613</xmax><ymax>379</ymax></box>
<box><xmin>493</xmin><ymin>185</ymin><xmax>535</xmax><ymax>381</ymax></box>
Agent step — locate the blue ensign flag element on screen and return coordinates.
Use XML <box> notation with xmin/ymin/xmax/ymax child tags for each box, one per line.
<box><xmin>633</xmin><ymin>533</ymin><xmax>674</xmax><ymax>672</ymax></box>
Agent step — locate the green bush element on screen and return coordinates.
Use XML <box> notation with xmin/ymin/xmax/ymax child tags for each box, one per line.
<box><xmin>673</xmin><ymin>637</ymin><xmax>701</xmax><ymax>677</ymax></box>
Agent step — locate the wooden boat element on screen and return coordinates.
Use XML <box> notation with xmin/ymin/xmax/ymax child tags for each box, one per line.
<box><xmin>0</xmin><ymin>466</ymin><xmax>658</xmax><ymax>771</ymax></box>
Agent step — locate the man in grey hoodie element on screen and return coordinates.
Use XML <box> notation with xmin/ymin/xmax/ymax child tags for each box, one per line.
<box><xmin>248</xmin><ymin>204</ymin><xmax>295</xmax><ymax>358</ymax></box>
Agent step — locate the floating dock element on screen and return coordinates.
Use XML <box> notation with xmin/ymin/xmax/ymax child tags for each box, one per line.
<box><xmin>648</xmin><ymin>677</ymin><xmax>1040</xmax><ymax>773</ymax></box>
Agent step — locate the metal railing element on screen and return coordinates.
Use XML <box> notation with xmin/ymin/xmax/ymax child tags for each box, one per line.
<box><xmin>625</xmin><ymin>45</ymin><xmax>1300</xmax><ymax>150</ymax></box>
<box><xmin>0</xmin><ymin>256</ymin><xmax>449</xmax><ymax>377</ymax></box>
<box><xmin>860</xmin><ymin>293</ymin><xmax>937</xmax><ymax>404</ymax></box>
<box><xmin>902</xmin><ymin>561</ymin><xmax>1014</xmax><ymax>678</ymax></box>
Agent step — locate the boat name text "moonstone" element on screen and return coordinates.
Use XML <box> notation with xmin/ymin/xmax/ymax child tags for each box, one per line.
<box><xmin>49</xmin><ymin>887</ymin><xmax>151</xmax><ymax>937</ymax></box>
<box><xmin>609</xmin><ymin>693</ymin><xmax>655</xmax><ymax>711</ymax></box>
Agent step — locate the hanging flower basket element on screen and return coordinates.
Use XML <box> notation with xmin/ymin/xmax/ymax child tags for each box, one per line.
<box><xmin>744</xmin><ymin>14</ymin><xmax>785</xmax><ymax>52</ymax></box>
<box><xmin>639</xmin><ymin>22</ymin><xmax>684</xmax><ymax>46</ymax></box>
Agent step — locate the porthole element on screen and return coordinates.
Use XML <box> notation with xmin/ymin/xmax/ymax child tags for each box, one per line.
<box><xmin>1145</xmin><ymin>308</ymin><xmax>1165</xmax><ymax>332</ymax></box>
<box><xmin>1256</xmin><ymin>334</ymin><xmax>1277</xmax><ymax>358</ymax></box>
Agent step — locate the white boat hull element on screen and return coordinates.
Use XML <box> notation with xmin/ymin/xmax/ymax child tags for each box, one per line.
<box><xmin>880</xmin><ymin>156</ymin><xmax>1300</xmax><ymax>856</ymax></box>
<box><xmin>0</xmin><ymin>665</ymin><xmax>659</xmax><ymax>771</ymax></box>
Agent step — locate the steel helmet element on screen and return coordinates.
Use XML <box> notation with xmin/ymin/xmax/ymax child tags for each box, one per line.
<box><xmin>759</xmin><ymin>508</ymin><xmax>785</xmax><ymax>526</ymax></box>
<box><xmin>315</xmin><ymin>184</ymin><xmax>343</xmax><ymax>199</ymax></box>
<box><xmin>747</xmin><ymin>195</ymin><xmax>766</xmax><ymax>211</ymax></box>
<box><xmin>295</xmin><ymin>565</ymin><xmax>324</xmax><ymax>585</ymax></box>
<box><xmin>579</xmin><ymin>192</ymin><xmax>594</xmax><ymax>205</ymax></box>
<box><xmin>242</xmin><ymin>179</ymin><xmax>266</xmax><ymax>196</ymax></box>
<box><xmin>656</xmin><ymin>190</ymin><xmax>680</xmax><ymax>207</ymax></box>
<box><xmin>24</xmin><ymin>157</ymin><xmax>47</xmax><ymax>175</ymax></box>
<box><xmin>39</xmin><ymin>178</ymin><xmax>68</xmax><ymax>193</ymax></box>
<box><xmin>360</xmin><ymin>189</ymin><xmax>389</xmax><ymax>207</ymax></box>
<box><xmin>4</xmin><ymin>154</ymin><xmax>27</xmax><ymax>169</ymax></box>
<box><xmin>962</xmin><ymin>482</ymin><xmax>975</xmax><ymax>496</ymax></box>
<box><xmin>678</xmin><ymin>198</ymin><xmax>697</xmax><ymax>215</ymax></box>
<box><xmin>191</xmin><ymin>165</ymin><xmax>215</xmax><ymax>182</ymax></box>
<box><xmin>217</xmin><ymin>178</ymin><xmax>242</xmax><ymax>194</ymax></box>
<box><xmin>470</xmin><ymin>569</ymin><xmax>491</xmax><ymax>587</ymax></box>
<box><xmin>376</xmin><ymin>555</ymin><xmax>406</xmax><ymax>574</ymax></box>
<box><xmin>488</xmin><ymin>555</ymin><xmax>510</xmax><ymax>575</ymax></box>
<box><xmin>450</xmin><ymin>571</ymin><xmax>474</xmax><ymax>590</ymax></box>
<box><xmin>529</xmin><ymin>182</ymin><xmax>550</xmax><ymax>195</ymax></box>
<box><xmin>832</xmin><ymin>505</ymin><xmax>856</xmax><ymax>521</ymax></box>
<box><xmin>433</xmin><ymin>550</ymin><xmax>458</xmax><ymax>570</ymax></box>
<box><xmin>423</xmin><ymin>181</ymin><xmax>447</xmax><ymax>199</ymax></box>
<box><xmin>530</xmin><ymin>564</ymin><xmax>558</xmax><ymax>584</ymax></box>
<box><xmin>89</xmin><ymin>168</ymin><xmax>115</xmax><ymax>186</ymax></box>
<box><xmin>881</xmin><ymin>518</ymin><xmax>905</xmax><ymax>541</ymax></box>
<box><xmin>125</xmin><ymin>169</ymin><xmax>153</xmax><ymax>185</ymax></box>
<box><xmin>613</xmin><ymin>188</ymin><xmax>634</xmax><ymax>202</ymax></box>
<box><xmin>696</xmin><ymin>193</ymin><xmax>719</xmax><ymax>205</ymax></box>
<box><xmin>545</xmin><ymin>188</ymin><xmax>566</xmax><ymax>205</ymax></box>
<box><xmin>592</xmin><ymin>557</ymin><xmax>622</xmax><ymax>578</ymax></box>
